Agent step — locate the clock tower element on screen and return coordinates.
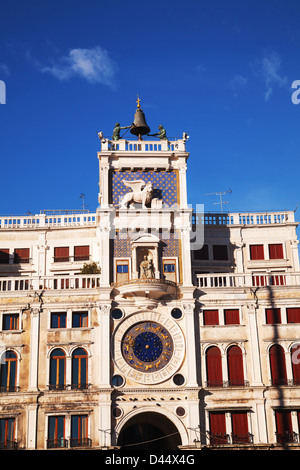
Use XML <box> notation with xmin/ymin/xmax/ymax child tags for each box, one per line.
<box><xmin>97</xmin><ymin>99</ymin><xmax>199</xmax><ymax>449</ymax></box>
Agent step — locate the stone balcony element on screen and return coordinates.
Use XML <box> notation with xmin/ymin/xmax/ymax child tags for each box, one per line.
<box><xmin>111</xmin><ymin>278</ymin><xmax>179</xmax><ymax>307</ymax></box>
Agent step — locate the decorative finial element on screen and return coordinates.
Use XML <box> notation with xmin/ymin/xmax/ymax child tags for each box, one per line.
<box><xmin>136</xmin><ymin>95</ymin><xmax>141</xmax><ymax>109</ymax></box>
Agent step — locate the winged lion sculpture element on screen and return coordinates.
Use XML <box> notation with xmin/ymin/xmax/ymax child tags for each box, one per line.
<box><xmin>118</xmin><ymin>180</ymin><xmax>153</xmax><ymax>209</ymax></box>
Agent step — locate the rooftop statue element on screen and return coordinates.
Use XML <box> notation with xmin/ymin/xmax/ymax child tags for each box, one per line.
<box><xmin>148</xmin><ymin>125</ymin><xmax>167</xmax><ymax>140</ymax></box>
<box><xmin>112</xmin><ymin>122</ymin><xmax>132</xmax><ymax>141</ymax></box>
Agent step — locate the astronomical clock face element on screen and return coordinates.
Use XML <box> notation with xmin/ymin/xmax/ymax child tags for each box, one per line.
<box><xmin>121</xmin><ymin>322</ymin><xmax>173</xmax><ymax>373</ymax></box>
<box><xmin>113</xmin><ymin>312</ymin><xmax>185</xmax><ymax>385</ymax></box>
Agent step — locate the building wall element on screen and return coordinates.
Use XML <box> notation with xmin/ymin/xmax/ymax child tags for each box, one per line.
<box><xmin>0</xmin><ymin>136</ymin><xmax>299</xmax><ymax>450</ymax></box>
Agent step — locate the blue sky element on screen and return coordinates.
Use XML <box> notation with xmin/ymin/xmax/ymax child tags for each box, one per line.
<box><xmin>1</xmin><ymin>0</ymin><xmax>300</xmax><ymax>227</ymax></box>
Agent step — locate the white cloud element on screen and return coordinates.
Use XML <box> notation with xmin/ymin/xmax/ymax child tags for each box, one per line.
<box><xmin>259</xmin><ymin>51</ymin><xmax>288</xmax><ymax>101</ymax></box>
<box><xmin>41</xmin><ymin>46</ymin><xmax>117</xmax><ymax>88</ymax></box>
<box><xmin>229</xmin><ymin>74</ymin><xmax>247</xmax><ymax>89</ymax></box>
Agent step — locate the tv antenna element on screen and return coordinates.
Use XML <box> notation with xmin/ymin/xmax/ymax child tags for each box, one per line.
<box><xmin>205</xmin><ymin>188</ymin><xmax>232</xmax><ymax>212</ymax></box>
<box><xmin>79</xmin><ymin>193</ymin><xmax>88</xmax><ymax>211</ymax></box>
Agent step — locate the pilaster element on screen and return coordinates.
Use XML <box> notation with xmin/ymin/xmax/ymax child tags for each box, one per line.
<box><xmin>29</xmin><ymin>306</ymin><xmax>40</xmax><ymax>391</ymax></box>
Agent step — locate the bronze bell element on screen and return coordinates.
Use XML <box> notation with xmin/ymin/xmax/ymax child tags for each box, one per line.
<box><xmin>130</xmin><ymin>98</ymin><xmax>150</xmax><ymax>139</ymax></box>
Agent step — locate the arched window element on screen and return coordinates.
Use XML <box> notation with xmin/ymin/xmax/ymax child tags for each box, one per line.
<box><xmin>72</xmin><ymin>348</ymin><xmax>88</xmax><ymax>389</ymax></box>
<box><xmin>291</xmin><ymin>344</ymin><xmax>300</xmax><ymax>385</ymax></box>
<box><xmin>50</xmin><ymin>349</ymin><xmax>66</xmax><ymax>390</ymax></box>
<box><xmin>269</xmin><ymin>344</ymin><xmax>287</xmax><ymax>386</ymax></box>
<box><xmin>206</xmin><ymin>346</ymin><xmax>223</xmax><ymax>387</ymax></box>
<box><xmin>227</xmin><ymin>345</ymin><xmax>244</xmax><ymax>386</ymax></box>
<box><xmin>0</xmin><ymin>351</ymin><xmax>17</xmax><ymax>392</ymax></box>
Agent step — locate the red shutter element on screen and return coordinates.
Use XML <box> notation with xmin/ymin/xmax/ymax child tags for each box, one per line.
<box><xmin>203</xmin><ymin>310</ymin><xmax>219</xmax><ymax>325</ymax></box>
<box><xmin>275</xmin><ymin>411</ymin><xmax>293</xmax><ymax>443</ymax></box>
<box><xmin>54</xmin><ymin>247</ymin><xmax>69</xmax><ymax>262</ymax></box>
<box><xmin>206</xmin><ymin>346</ymin><xmax>223</xmax><ymax>386</ymax></box>
<box><xmin>252</xmin><ymin>275</ymin><xmax>266</xmax><ymax>287</ymax></box>
<box><xmin>271</xmin><ymin>275</ymin><xmax>285</xmax><ymax>286</ymax></box>
<box><xmin>250</xmin><ymin>245</ymin><xmax>264</xmax><ymax>260</ymax></box>
<box><xmin>74</xmin><ymin>246</ymin><xmax>89</xmax><ymax>261</ymax></box>
<box><xmin>231</xmin><ymin>412</ymin><xmax>249</xmax><ymax>443</ymax></box>
<box><xmin>209</xmin><ymin>412</ymin><xmax>227</xmax><ymax>444</ymax></box>
<box><xmin>287</xmin><ymin>308</ymin><xmax>300</xmax><ymax>324</ymax></box>
<box><xmin>291</xmin><ymin>344</ymin><xmax>300</xmax><ymax>385</ymax></box>
<box><xmin>269</xmin><ymin>244</ymin><xmax>284</xmax><ymax>259</ymax></box>
<box><xmin>266</xmin><ymin>308</ymin><xmax>281</xmax><ymax>324</ymax></box>
<box><xmin>227</xmin><ymin>345</ymin><xmax>244</xmax><ymax>386</ymax></box>
<box><xmin>224</xmin><ymin>309</ymin><xmax>239</xmax><ymax>325</ymax></box>
<box><xmin>269</xmin><ymin>344</ymin><xmax>287</xmax><ymax>386</ymax></box>
<box><xmin>14</xmin><ymin>248</ymin><xmax>30</xmax><ymax>263</ymax></box>
<box><xmin>0</xmin><ymin>249</ymin><xmax>9</xmax><ymax>264</ymax></box>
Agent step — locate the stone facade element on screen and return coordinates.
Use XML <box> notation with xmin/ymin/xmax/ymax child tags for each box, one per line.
<box><xmin>0</xmin><ymin>132</ymin><xmax>299</xmax><ymax>450</ymax></box>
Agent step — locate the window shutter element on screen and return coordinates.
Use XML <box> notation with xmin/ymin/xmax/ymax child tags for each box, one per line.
<box><xmin>209</xmin><ymin>412</ymin><xmax>227</xmax><ymax>444</ymax></box>
<box><xmin>227</xmin><ymin>345</ymin><xmax>244</xmax><ymax>386</ymax></box>
<box><xmin>194</xmin><ymin>244</ymin><xmax>209</xmax><ymax>260</ymax></box>
<box><xmin>203</xmin><ymin>310</ymin><xmax>219</xmax><ymax>325</ymax></box>
<box><xmin>224</xmin><ymin>309</ymin><xmax>239</xmax><ymax>325</ymax></box>
<box><xmin>206</xmin><ymin>346</ymin><xmax>223</xmax><ymax>386</ymax></box>
<box><xmin>287</xmin><ymin>308</ymin><xmax>300</xmax><ymax>323</ymax></box>
<box><xmin>291</xmin><ymin>344</ymin><xmax>300</xmax><ymax>385</ymax></box>
<box><xmin>212</xmin><ymin>245</ymin><xmax>228</xmax><ymax>260</ymax></box>
<box><xmin>269</xmin><ymin>344</ymin><xmax>287</xmax><ymax>386</ymax></box>
<box><xmin>275</xmin><ymin>411</ymin><xmax>292</xmax><ymax>443</ymax></box>
<box><xmin>250</xmin><ymin>245</ymin><xmax>264</xmax><ymax>260</ymax></box>
<box><xmin>74</xmin><ymin>245</ymin><xmax>89</xmax><ymax>261</ymax></box>
<box><xmin>14</xmin><ymin>248</ymin><xmax>30</xmax><ymax>263</ymax></box>
<box><xmin>231</xmin><ymin>412</ymin><xmax>249</xmax><ymax>443</ymax></box>
<box><xmin>0</xmin><ymin>249</ymin><xmax>9</xmax><ymax>264</ymax></box>
<box><xmin>269</xmin><ymin>244</ymin><xmax>284</xmax><ymax>259</ymax></box>
<box><xmin>252</xmin><ymin>274</ymin><xmax>266</xmax><ymax>286</ymax></box>
<box><xmin>54</xmin><ymin>247</ymin><xmax>69</xmax><ymax>262</ymax></box>
<box><xmin>266</xmin><ymin>308</ymin><xmax>281</xmax><ymax>324</ymax></box>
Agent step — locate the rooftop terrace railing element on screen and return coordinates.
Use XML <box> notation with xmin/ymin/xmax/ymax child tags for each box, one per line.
<box><xmin>193</xmin><ymin>211</ymin><xmax>295</xmax><ymax>226</ymax></box>
<box><xmin>99</xmin><ymin>137</ymin><xmax>188</xmax><ymax>152</ymax></box>
<box><xmin>196</xmin><ymin>272</ymin><xmax>300</xmax><ymax>288</ymax></box>
<box><xmin>0</xmin><ymin>213</ymin><xmax>97</xmax><ymax>229</ymax></box>
<box><xmin>0</xmin><ymin>210</ymin><xmax>294</xmax><ymax>230</ymax></box>
<box><xmin>0</xmin><ymin>274</ymin><xmax>101</xmax><ymax>292</ymax></box>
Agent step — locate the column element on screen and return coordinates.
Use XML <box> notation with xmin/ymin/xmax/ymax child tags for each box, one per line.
<box><xmin>247</xmin><ymin>303</ymin><xmax>263</xmax><ymax>386</ymax></box>
<box><xmin>178</xmin><ymin>165</ymin><xmax>188</xmax><ymax>209</ymax></box>
<box><xmin>290</xmin><ymin>240</ymin><xmax>300</xmax><ymax>271</ymax></box>
<box><xmin>187</xmin><ymin>400</ymin><xmax>201</xmax><ymax>446</ymax></box>
<box><xmin>100</xmin><ymin>164</ymin><xmax>110</xmax><ymax>208</ymax></box>
<box><xmin>37</xmin><ymin>239</ymin><xmax>49</xmax><ymax>277</ymax></box>
<box><xmin>96</xmin><ymin>304</ymin><xmax>112</xmax><ymax>448</ymax></box>
<box><xmin>255</xmin><ymin>400</ymin><xmax>268</xmax><ymax>443</ymax></box>
<box><xmin>97</xmin><ymin>304</ymin><xmax>111</xmax><ymax>387</ymax></box>
<box><xmin>234</xmin><ymin>242</ymin><xmax>245</xmax><ymax>273</ymax></box>
<box><xmin>99</xmin><ymin>223</ymin><xmax>111</xmax><ymax>287</ymax></box>
<box><xmin>180</xmin><ymin>226</ymin><xmax>193</xmax><ymax>286</ymax></box>
<box><xmin>27</xmin><ymin>404</ymin><xmax>38</xmax><ymax>449</ymax></box>
<box><xmin>183</xmin><ymin>303</ymin><xmax>198</xmax><ymax>387</ymax></box>
<box><xmin>99</xmin><ymin>397</ymin><xmax>112</xmax><ymax>447</ymax></box>
<box><xmin>29</xmin><ymin>307</ymin><xmax>40</xmax><ymax>391</ymax></box>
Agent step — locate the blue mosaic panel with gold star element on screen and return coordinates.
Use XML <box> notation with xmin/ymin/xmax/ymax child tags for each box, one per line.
<box><xmin>111</xmin><ymin>170</ymin><xmax>179</xmax><ymax>208</ymax></box>
<box><xmin>112</xmin><ymin>230</ymin><xmax>180</xmax><ymax>258</ymax></box>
